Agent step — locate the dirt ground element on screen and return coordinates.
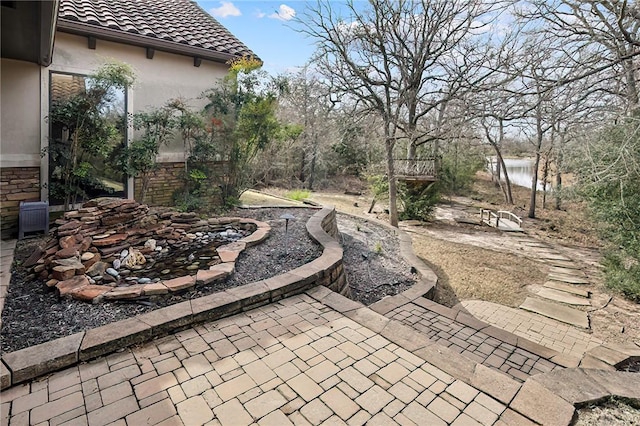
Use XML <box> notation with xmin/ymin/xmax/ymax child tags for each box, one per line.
<box><xmin>251</xmin><ymin>173</ymin><xmax>639</xmax><ymax>347</ymax></box>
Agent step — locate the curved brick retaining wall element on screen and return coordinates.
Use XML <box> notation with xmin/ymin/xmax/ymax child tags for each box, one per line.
<box><xmin>0</xmin><ymin>206</ymin><xmax>346</xmax><ymax>389</ymax></box>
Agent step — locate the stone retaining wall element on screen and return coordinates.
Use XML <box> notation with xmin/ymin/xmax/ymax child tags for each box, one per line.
<box><xmin>0</xmin><ymin>206</ymin><xmax>347</xmax><ymax>389</ymax></box>
<box><xmin>0</xmin><ymin>167</ymin><xmax>40</xmax><ymax>235</ymax></box>
<box><xmin>307</xmin><ymin>206</ymin><xmax>350</xmax><ymax>297</ymax></box>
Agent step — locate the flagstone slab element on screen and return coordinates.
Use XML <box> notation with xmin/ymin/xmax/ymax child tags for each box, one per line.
<box><xmin>549</xmin><ymin>266</ymin><xmax>587</xmax><ymax>277</ymax></box>
<box><xmin>537</xmin><ymin>252</ymin><xmax>571</xmax><ymax>261</ymax></box>
<box><xmin>545</xmin><ymin>260</ymin><xmax>582</xmax><ymax>270</ymax></box>
<box><xmin>547</xmin><ymin>273</ymin><xmax>590</xmax><ymax>284</ymax></box>
<box><xmin>519</xmin><ymin>297</ymin><xmax>589</xmax><ymax>329</ymax></box>
<box><xmin>535</xmin><ymin>287</ymin><xmax>591</xmax><ymax>306</ymax></box>
<box><xmin>543</xmin><ymin>281</ymin><xmax>590</xmax><ymax>298</ymax></box>
<box><xmin>522</xmin><ymin>242</ymin><xmax>549</xmax><ymax>248</ymax></box>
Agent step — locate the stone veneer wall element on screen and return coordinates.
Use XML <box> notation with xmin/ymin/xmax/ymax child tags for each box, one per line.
<box><xmin>134</xmin><ymin>162</ymin><xmax>185</xmax><ymax>207</ymax></box>
<box><xmin>134</xmin><ymin>161</ymin><xmax>228</xmax><ymax>207</ymax></box>
<box><xmin>0</xmin><ymin>167</ymin><xmax>40</xmax><ymax>235</ymax></box>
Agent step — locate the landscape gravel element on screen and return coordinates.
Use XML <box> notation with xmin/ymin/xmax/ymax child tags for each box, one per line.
<box><xmin>0</xmin><ymin>207</ymin><xmax>416</xmax><ymax>353</ymax></box>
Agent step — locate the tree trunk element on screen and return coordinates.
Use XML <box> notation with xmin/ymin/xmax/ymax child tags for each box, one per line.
<box><xmin>555</xmin><ymin>148</ymin><xmax>563</xmax><ymax>210</ymax></box>
<box><xmin>407</xmin><ymin>143</ymin><xmax>417</xmax><ymax>161</ymax></box>
<box><xmin>528</xmin><ymin>152</ymin><xmax>541</xmax><ymax>218</ymax></box>
<box><xmin>494</xmin><ymin>150</ymin><xmax>513</xmax><ymax>204</ymax></box>
<box><xmin>623</xmin><ymin>57</ymin><xmax>639</xmax><ymax>115</ymax></box>
<box><xmin>541</xmin><ymin>155</ymin><xmax>550</xmax><ymax>209</ymax></box>
<box><xmin>299</xmin><ymin>150</ymin><xmax>306</xmax><ymax>184</ymax></box>
<box><xmin>386</xmin><ymin>140</ymin><xmax>399</xmax><ymax>227</ymax></box>
<box><xmin>308</xmin><ymin>133</ymin><xmax>318</xmax><ymax>190</ymax></box>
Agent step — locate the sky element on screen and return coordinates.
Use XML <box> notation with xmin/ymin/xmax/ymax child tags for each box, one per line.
<box><xmin>196</xmin><ymin>1</ymin><xmax>323</xmax><ymax>75</ymax></box>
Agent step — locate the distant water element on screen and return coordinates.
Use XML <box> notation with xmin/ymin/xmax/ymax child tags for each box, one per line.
<box><xmin>488</xmin><ymin>157</ymin><xmax>550</xmax><ymax>191</ymax></box>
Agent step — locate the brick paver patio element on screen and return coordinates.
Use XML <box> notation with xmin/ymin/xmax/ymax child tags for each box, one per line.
<box><xmin>1</xmin><ymin>294</ymin><xmax>537</xmax><ymax>426</ymax></box>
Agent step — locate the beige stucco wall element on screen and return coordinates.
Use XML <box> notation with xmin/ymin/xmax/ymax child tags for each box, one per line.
<box><xmin>0</xmin><ymin>59</ymin><xmax>41</xmax><ymax>168</ymax></box>
<box><xmin>50</xmin><ymin>32</ymin><xmax>230</xmax><ymax>159</ymax></box>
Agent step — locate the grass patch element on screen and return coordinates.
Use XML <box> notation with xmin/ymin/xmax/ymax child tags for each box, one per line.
<box><xmin>603</xmin><ymin>252</ymin><xmax>640</xmax><ymax>302</ymax></box>
<box><xmin>286</xmin><ymin>189</ymin><xmax>311</xmax><ymax>201</ymax></box>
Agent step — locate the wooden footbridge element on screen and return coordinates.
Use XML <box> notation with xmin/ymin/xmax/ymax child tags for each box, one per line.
<box><xmin>480</xmin><ymin>209</ymin><xmax>523</xmax><ymax>232</ymax></box>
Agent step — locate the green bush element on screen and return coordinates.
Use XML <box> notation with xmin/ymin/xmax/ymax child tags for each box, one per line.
<box><xmin>573</xmin><ymin>119</ymin><xmax>640</xmax><ymax>301</ymax></box>
<box><xmin>602</xmin><ymin>252</ymin><xmax>640</xmax><ymax>302</ymax></box>
<box><xmin>286</xmin><ymin>189</ymin><xmax>311</xmax><ymax>201</ymax></box>
<box><xmin>399</xmin><ymin>182</ymin><xmax>440</xmax><ymax>221</ymax></box>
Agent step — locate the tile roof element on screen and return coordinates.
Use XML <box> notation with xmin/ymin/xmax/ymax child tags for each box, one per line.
<box><xmin>57</xmin><ymin>0</ymin><xmax>257</xmax><ymax>63</ymax></box>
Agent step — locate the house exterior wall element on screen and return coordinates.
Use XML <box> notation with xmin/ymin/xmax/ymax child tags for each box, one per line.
<box><xmin>0</xmin><ymin>59</ymin><xmax>41</xmax><ymax>167</ymax></box>
<box><xmin>134</xmin><ymin>162</ymin><xmax>185</xmax><ymax>207</ymax></box>
<box><xmin>134</xmin><ymin>161</ymin><xmax>228</xmax><ymax>208</ymax></box>
<box><xmin>50</xmin><ymin>32</ymin><xmax>229</xmax><ymax>158</ymax></box>
<box><xmin>1</xmin><ymin>59</ymin><xmax>42</xmax><ymax>235</ymax></box>
<box><xmin>0</xmin><ymin>32</ymin><xmax>232</xmax><ymax>233</ymax></box>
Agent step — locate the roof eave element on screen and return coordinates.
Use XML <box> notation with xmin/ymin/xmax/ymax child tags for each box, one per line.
<box><xmin>40</xmin><ymin>1</ymin><xmax>60</xmax><ymax>66</ymax></box>
<box><xmin>56</xmin><ymin>19</ymin><xmax>245</xmax><ymax>64</ymax></box>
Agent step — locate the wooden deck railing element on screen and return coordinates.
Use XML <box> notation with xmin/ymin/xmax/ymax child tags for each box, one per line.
<box><xmin>393</xmin><ymin>158</ymin><xmax>438</xmax><ymax>179</ymax></box>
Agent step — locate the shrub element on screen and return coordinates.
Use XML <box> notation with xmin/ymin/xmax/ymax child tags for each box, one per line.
<box><xmin>602</xmin><ymin>252</ymin><xmax>640</xmax><ymax>302</ymax></box>
<box><xmin>286</xmin><ymin>189</ymin><xmax>311</xmax><ymax>201</ymax></box>
<box><xmin>399</xmin><ymin>182</ymin><xmax>440</xmax><ymax>221</ymax></box>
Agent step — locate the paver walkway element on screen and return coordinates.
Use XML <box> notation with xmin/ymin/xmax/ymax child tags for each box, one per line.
<box><xmin>461</xmin><ymin>301</ymin><xmax>602</xmax><ymax>359</ymax></box>
<box><xmin>0</xmin><ymin>293</ymin><xmax>534</xmax><ymax>426</ymax></box>
<box><xmin>381</xmin><ymin>299</ymin><xmax>561</xmax><ymax>383</ymax></box>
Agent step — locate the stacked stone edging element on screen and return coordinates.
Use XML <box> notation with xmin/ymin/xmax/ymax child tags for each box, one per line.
<box><xmin>0</xmin><ymin>205</ymin><xmax>344</xmax><ymax>389</ymax></box>
<box><xmin>306</xmin><ymin>206</ymin><xmax>350</xmax><ymax>297</ymax></box>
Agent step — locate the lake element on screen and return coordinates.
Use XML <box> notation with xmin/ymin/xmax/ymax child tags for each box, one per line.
<box><xmin>488</xmin><ymin>157</ymin><xmax>550</xmax><ymax>191</ymax></box>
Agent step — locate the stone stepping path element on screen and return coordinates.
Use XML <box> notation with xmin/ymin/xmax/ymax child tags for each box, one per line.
<box><xmin>500</xmin><ymin>233</ymin><xmax>593</xmax><ymax>335</ymax></box>
<box><xmin>536</xmin><ymin>252</ymin><xmax>571</xmax><ymax>261</ymax></box>
<box><xmin>519</xmin><ymin>297</ymin><xmax>589</xmax><ymax>329</ymax></box>
<box><xmin>547</xmin><ymin>273</ymin><xmax>590</xmax><ymax>285</ymax></box>
<box><xmin>543</xmin><ymin>281</ymin><xmax>590</xmax><ymax>298</ymax></box>
<box><xmin>548</xmin><ymin>266</ymin><xmax>587</xmax><ymax>277</ymax></box>
<box><xmin>534</xmin><ymin>288</ymin><xmax>591</xmax><ymax>306</ymax></box>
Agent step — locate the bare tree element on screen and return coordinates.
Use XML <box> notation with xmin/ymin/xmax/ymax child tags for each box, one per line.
<box><xmin>301</xmin><ymin>0</ymin><xmax>501</xmax><ymax>226</ymax></box>
<box><xmin>525</xmin><ymin>0</ymin><xmax>640</xmax><ymax>114</ymax></box>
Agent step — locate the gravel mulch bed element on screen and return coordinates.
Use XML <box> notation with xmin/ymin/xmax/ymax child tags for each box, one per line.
<box><xmin>0</xmin><ymin>207</ymin><xmax>416</xmax><ymax>354</ymax></box>
<box><xmin>574</xmin><ymin>397</ymin><xmax>640</xmax><ymax>425</ymax></box>
<box><xmin>337</xmin><ymin>213</ymin><xmax>417</xmax><ymax>306</ymax></box>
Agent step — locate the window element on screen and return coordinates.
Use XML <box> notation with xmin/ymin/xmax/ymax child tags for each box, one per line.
<box><xmin>48</xmin><ymin>72</ymin><xmax>127</xmax><ymax>207</ymax></box>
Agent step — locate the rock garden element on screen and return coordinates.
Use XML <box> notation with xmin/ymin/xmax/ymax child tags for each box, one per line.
<box><xmin>22</xmin><ymin>197</ymin><xmax>270</xmax><ymax>303</ymax></box>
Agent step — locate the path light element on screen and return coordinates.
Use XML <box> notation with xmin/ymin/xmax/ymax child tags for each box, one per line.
<box><xmin>280</xmin><ymin>213</ymin><xmax>296</xmax><ymax>255</ymax></box>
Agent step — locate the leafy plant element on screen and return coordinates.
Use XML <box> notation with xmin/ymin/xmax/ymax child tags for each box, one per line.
<box><xmin>48</xmin><ymin>61</ymin><xmax>135</xmax><ymax>210</ymax></box>
<box><xmin>373</xmin><ymin>241</ymin><xmax>383</xmax><ymax>254</ymax></box>
<box><xmin>286</xmin><ymin>189</ymin><xmax>311</xmax><ymax>201</ymax></box>
<box><xmin>203</xmin><ymin>57</ymin><xmax>285</xmax><ymax>204</ymax></box>
<box><xmin>398</xmin><ymin>182</ymin><xmax>440</xmax><ymax>221</ymax></box>
<box><xmin>115</xmin><ymin>106</ymin><xmax>176</xmax><ymax>203</ymax></box>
